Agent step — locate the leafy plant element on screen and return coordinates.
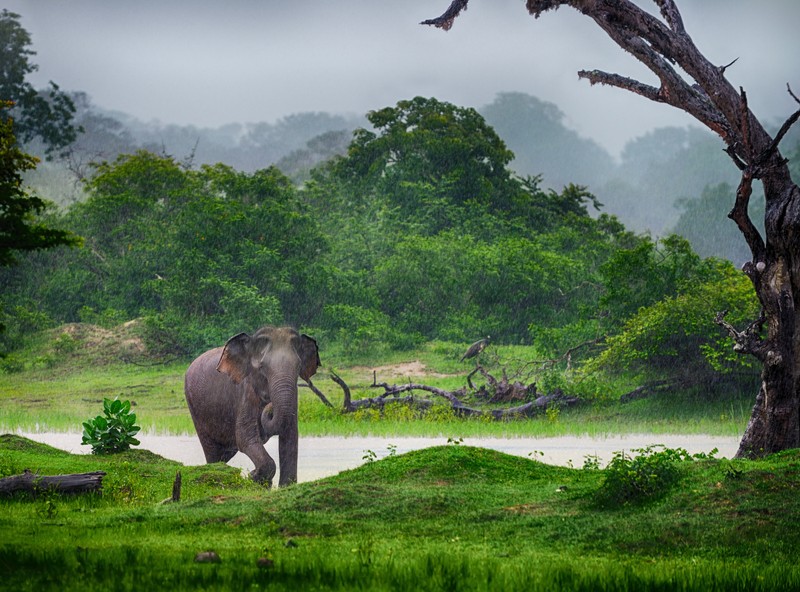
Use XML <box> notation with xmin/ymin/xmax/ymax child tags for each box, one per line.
<box><xmin>81</xmin><ymin>398</ymin><xmax>141</xmax><ymax>455</ymax></box>
<box><xmin>595</xmin><ymin>445</ymin><xmax>708</xmax><ymax>507</ymax></box>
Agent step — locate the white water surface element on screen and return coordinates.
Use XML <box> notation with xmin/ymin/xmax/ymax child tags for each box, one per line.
<box><xmin>16</xmin><ymin>431</ymin><xmax>739</xmax><ymax>484</ymax></box>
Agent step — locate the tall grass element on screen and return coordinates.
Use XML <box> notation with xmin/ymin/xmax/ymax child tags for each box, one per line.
<box><xmin>2</xmin><ymin>438</ymin><xmax>799</xmax><ymax>592</ymax></box>
<box><xmin>2</xmin><ymin>545</ymin><xmax>796</xmax><ymax>592</ymax></box>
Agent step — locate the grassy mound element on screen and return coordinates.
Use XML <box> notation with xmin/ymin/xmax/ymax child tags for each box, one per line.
<box><xmin>2</xmin><ymin>435</ymin><xmax>799</xmax><ymax>590</ymax></box>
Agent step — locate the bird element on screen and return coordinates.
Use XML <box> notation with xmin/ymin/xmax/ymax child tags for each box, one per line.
<box><xmin>460</xmin><ymin>336</ymin><xmax>490</xmax><ymax>362</ymax></box>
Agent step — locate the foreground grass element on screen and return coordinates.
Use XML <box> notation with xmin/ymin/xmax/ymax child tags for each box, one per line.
<box><xmin>1</xmin><ymin>435</ymin><xmax>798</xmax><ymax>591</ymax></box>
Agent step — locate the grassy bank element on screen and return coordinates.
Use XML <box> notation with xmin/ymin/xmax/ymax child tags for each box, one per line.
<box><xmin>1</xmin><ymin>435</ymin><xmax>798</xmax><ymax>591</ymax></box>
<box><xmin>0</xmin><ymin>357</ymin><xmax>751</xmax><ymax>438</ymax></box>
<box><xmin>0</xmin><ymin>323</ymin><xmax>756</xmax><ymax>438</ymax></box>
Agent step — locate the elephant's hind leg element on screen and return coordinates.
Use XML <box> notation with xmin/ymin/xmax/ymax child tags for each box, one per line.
<box><xmin>197</xmin><ymin>433</ymin><xmax>238</xmax><ymax>464</ymax></box>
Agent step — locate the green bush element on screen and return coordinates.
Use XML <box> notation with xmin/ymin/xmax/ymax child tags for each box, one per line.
<box><xmin>81</xmin><ymin>398</ymin><xmax>141</xmax><ymax>455</ymax></box>
<box><xmin>586</xmin><ymin>258</ymin><xmax>759</xmax><ymax>385</ymax></box>
<box><xmin>596</xmin><ymin>445</ymin><xmax>713</xmax><ymax>507</ymax></box>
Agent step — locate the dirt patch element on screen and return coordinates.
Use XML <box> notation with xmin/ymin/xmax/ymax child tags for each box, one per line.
<box><xmin>354</xmin><ymin>361</ymin><xmax>454</xmax><ymax>380</ymax></box>
<box><xmin>49</xmin><ymin>321</ymin><xmax>152</xmax><ymax>365</ymax></box>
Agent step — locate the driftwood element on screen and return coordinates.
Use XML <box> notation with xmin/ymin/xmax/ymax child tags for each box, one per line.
<box><xmin>468</xmin><ymin>365</ymin><xmax>537</xmax><ymax>403</ymax></box>
<box><xmin>0</xmin><ymin>469</ymin><xmax>106</xmax><ymax>497</ymax></box>
<box><xmin>326</xmin><ymin>367</ymin><xmax>581</xmax><ymax>420</ymax></box>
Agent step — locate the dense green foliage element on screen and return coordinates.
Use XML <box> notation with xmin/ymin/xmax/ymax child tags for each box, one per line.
<box><xmin>81</xmin><ymin>398</ymin><xmax>141</xmax><ymax>455</ymax></box>
<box><xmin>0</xmin><ymin>95</ymin><xmax>761</xmax><ymax>397</ymax></box>
<box><xmin>0</xmin><ymin>102</ymin><xmax>81</xmax><ymax>268</ymax></box>
<box><xmin>585</xmin><ymin>238</ymin><xmax>761</xmax><ymax>389</ymax></box>
<box><xmin>2</xmin><ymin>154</ymin><xmax>327</xmax><ymax>354</ymax></box>
<box><xmin>595</xmin><ymin>445</ymin><xmax>715</xmax><ymax>506</ymax></box>
<box><xmin>2</xmin><ymin>436</ymin><xmax>799</xmax><ymax>591</ymax></box>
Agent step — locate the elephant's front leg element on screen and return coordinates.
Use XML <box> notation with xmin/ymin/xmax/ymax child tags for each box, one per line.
<box><xmin>278</xmin><ymin>420</ymin><xmax>298</xmax><ymax>487</ymax></box>
<box><xmin>236</xmin><ymin>402</ymin><xmax>276</xmax><ymax>486</ymax></box>
<box><xmin>261</xmin><ymin>403</ymin><xmax>298</xmax><ymax>487</ymax></box>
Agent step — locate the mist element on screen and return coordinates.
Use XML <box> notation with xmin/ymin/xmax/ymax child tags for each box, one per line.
<box><xmin>5</xmin><ymin>0</ymin><xmax>799</xmax><ymax>158</ymax></box>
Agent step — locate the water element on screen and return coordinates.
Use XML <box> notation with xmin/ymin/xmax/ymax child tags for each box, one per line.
<box><xmin>17</xmin><ymin>431</ymin><xmax>739</xmax><ymax>483</ymax></box>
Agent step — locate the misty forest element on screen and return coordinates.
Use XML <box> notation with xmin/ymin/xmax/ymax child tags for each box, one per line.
<box><xmin>4</xmin><ymin>4</ymin><xmax>800</xmax><ymax>426</ymax></box>
<box><xmin>4</xmin><ymin>2</ymin><xmax>800</xmax><ymax>590</ymax></box>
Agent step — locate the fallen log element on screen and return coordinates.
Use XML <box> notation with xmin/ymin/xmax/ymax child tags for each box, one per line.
<box><xmin>326</xmin><ymin>368</ymin><xmax>582</xmax><ymax>420</ymax></box>
<box><xmin>619</xmin><ymin>380</ymin><xmax>685</xmax><ymax>403</ymax></box>
<box><xmin>450</xmin><ymin>391</ymin><xmax>582</xmax><ymax>419</ymax></box>
<box><xmin>0</xmin><ymin>469</ymin><xmax>106</xmax><ymax>497</ymax></box>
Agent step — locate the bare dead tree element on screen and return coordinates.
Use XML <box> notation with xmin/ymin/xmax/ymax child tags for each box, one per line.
<box><xmin>425</xmin><ymin>0</ymin><xmax>800</xmax><ymax>458</ymax></box>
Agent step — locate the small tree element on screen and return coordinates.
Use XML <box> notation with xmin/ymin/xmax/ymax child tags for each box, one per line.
<box><xmin>0</xmin><ymin>101</ymin><xmax>80</xmax><ymax>267</ymax></box>
<box><xmin>425</xmin><ymin>0</ymin><xmax>800</xmax><ymax>458</ymax></box>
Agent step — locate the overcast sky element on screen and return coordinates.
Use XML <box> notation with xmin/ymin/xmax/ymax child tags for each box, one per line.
<box><xmin>6</xmin><ymin>0</ymin><xmax>799</xmax><ymax>156</ymax></box>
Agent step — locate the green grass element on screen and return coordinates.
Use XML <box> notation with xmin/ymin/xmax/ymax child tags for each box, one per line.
<box><xmin>0</xmin><ymin>353</ymin><xmax>752</xmax><ymax>438</ymax></box>
<box><xmin>0</xmin><ymin>326</ymin><xmax>781</xmax><ymax>590</ymax></box>
<box><xmin>0</xmin><ymin>362</ymin><xmax>191</xmax><ymax>434</ymax></box>
<box><xmin>1</xmin><ymin>435</ymin><xmax>798</xmax><ymax>591</ymax></box>
<box><xmin>0</xmin><ymin>325</ymin><xmax>754</xmax><ymax>438</ymax></box>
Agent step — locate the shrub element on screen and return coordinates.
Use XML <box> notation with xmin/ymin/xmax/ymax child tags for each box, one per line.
<box><xmin>595</xmin><ymin>445</ymin><xmax>710</xmax><ymax>507</ymax></box>
<box><xmin>81</xmin><ymin>398</ymin><xmax>141</xmax><ymax>455</ymax></box>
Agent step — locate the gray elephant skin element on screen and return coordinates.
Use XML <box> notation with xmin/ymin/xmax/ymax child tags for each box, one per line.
<box><xmin>184</xmin><ymin>326</ymin><xmax>320</xmax><ymax>487</ymax></box>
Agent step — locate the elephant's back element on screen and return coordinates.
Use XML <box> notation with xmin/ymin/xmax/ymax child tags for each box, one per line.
<box><xmin>184</xmin><ymin>347</ymin><xmax>237</xmax><ymax>404</ymax></box>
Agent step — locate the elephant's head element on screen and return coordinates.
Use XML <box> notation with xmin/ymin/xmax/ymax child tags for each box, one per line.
<box><xmin>214</xmin><ymin>326</ymin><xmax>319</xmax><ymax>487</ymax></box>
<box><xmin>216</xmin><ymin>326</ymin><xmax>320</xmax><ymax>387</ymax></box>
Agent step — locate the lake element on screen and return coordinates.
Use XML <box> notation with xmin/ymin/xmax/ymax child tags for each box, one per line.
<box><xmin>17</xmin><ymin>431</ymin><xmax>740</xmax><ymax>483</ymax></box>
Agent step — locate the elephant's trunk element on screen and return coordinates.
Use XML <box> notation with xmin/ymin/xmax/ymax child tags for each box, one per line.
<box><xmin>260</xmin><ymin>370</ymin><xmax>299</xmax><ymax>486</ymax></box>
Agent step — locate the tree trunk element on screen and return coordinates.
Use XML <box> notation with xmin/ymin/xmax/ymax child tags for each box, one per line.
<box><xmin>424</xmin><ymin>0</ymin><xmax>800</xmax><ymax>458</ymax></box>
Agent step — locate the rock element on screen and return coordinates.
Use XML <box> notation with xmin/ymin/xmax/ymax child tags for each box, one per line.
<box><xmin>194</xmin><ymin>551</ymin><xmax>221</xmax><ymax>563</ymax></box>
<box><xmin>257</xmin><ymin>557</ymin><xmax>274</xmax><ymax>568</ymax></box>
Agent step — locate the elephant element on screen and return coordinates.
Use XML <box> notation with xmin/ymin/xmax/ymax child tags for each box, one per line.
<box><xmin>184</xmin><ymin>326</ymin><xmax>320</xmax><ymax>487</ymax></box>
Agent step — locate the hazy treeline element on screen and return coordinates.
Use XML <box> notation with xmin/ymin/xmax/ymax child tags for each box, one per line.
<box><xmin>2</xmin><ymin>96</ymin><xmax>762</xmax><ymax>396</ymax></box>
<box><xmin>28</xmin><ymin>91</ymin><xmax>800</xmax><ymax>265</ymax></box>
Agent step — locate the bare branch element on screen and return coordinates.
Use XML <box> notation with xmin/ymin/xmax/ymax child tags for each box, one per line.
<box><xmin>714</xmin><ymin>310</ymin><xmax>768</xmax><ymax>362</ymax></box>
<box><xmin>421</xmin><ymin>0</ymin><xmax>469</xmax><ymax>30</ymax></box>
<box><xmin>303</xmin><ymin>378</ymin><xmax>333</xmax><ymax>408</ymax></box>
<box><xmin>789</xmin><ymin>84</ymin><xmax>800</xmax><ymax>105</ymax></box>
<box><xmin>728</xmin><ymin>170</ymin><xmax>766</xmax><ymax>261</ymax></box>
<box><xmin>579</xmin><ymin>70</ymin><xmax>662</xmax><ymax>103</ymax></box>
<box><xmin>372</xmin><ymin>379</ymin><xmax>466</xmax><ymax>407</ymax></box>
<box><xmin>739</xmin><ymin>87</ymin><xmax>754</xmax><ymax>165</ymax></box>
<box><xmin>762</xmin><ymin>84</ymin><xmax>800</xmax><ymax>161</ymax></box>
<box><xmin>653</xmin><ymin>0</ymin><xmax>685</xmax><ymax>34</ymax></box>
<box><xmin>719</xmin><ymin>57</ymin><xmax>739</xmax><ymax>74</ymax></box>
<box><xmin>329</xmin><ymin>371</ymin><xmax>353</xmax><ymax>411</ymax></box>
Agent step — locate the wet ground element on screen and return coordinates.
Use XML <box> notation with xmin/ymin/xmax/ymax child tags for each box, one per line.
<box><xmin>18</xmin><ymin>431</ymin><xmax>740</xmax><ymax>483</ymax></box>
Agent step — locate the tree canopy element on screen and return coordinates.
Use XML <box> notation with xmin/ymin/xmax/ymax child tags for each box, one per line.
<box><xmin>0</xmin><ymin>92</ymin><xmax>760</xmax><ymax>409</ymax></box>
<box><xmin>0</xmin><ymin>10</ymin><xmax>79</xmax><ymax>156</ymax></box>
<box><xmin>0</xmin><ymin>101</ymin><xmax>80</xmax><ymax>267</ymax></box>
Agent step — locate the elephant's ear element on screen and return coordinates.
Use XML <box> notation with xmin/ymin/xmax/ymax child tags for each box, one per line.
<box><xmin>297</xmin><ymin>334</ymin><xmax>321</xmax><ymax>381</ymax></box>
<box><xmin>217</xmin><ymin>332</ymin><xmax>252</xmax><ymax>384</ymax></box>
